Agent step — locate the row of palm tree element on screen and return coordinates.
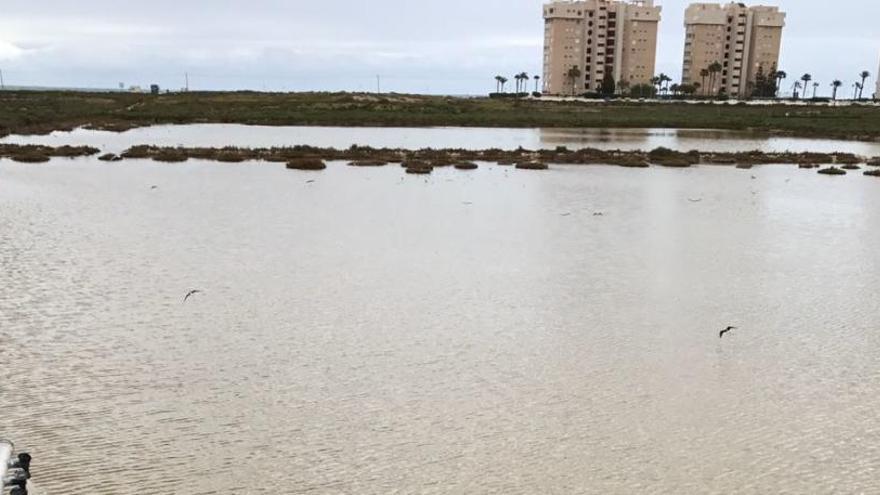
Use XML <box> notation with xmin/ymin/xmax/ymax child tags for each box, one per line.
<box><xmin>789</xmin><ymin>71</ymin><xmax>872</xmax><ymax>100</ymax></box>
<box><xmin>651</xmin><ymin>73</ymin><xmax>673</xmax><ymax>94</ymax></box>
<box><xmin>696</xmin><ymin>62</ymin><xmax>724</xmax><ymax>96</ymax></box>
<box><xmin>690</xmin><ymin>63</ymin><xmax>873</xmax><ymax>100</ymax></box>
<box><xmin>494</xmin><ymin>73</ymin><xmax>541</xmax><ymax>94</ymax></box>
<box><xmin>500</xmin><ymin>65</ymin><xmax>874</xmax><ymax>100</ymax></box>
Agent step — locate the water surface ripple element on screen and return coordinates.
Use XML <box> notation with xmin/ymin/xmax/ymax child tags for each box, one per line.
<box><xmin>1</xmin><ymin>158</ymin><xmax>879</xmax><ymax>494</ymax></box>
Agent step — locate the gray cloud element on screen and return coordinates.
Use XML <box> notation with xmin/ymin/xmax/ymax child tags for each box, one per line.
<box><xmin>0</xmin><ymin>0</ymin><xmax>877</xmax><ymax>95</ymax></box>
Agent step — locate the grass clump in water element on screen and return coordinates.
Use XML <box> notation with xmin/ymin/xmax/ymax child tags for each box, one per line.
<box><xmin>286</xmin><ymin>158</ymin><xmax>326</xmax><ymax>170</ymax></box>
<box><xmin>515</xmin><ymin>161</ymin><xmax>549</xmax><ymax>170</ymax></box>
<box><xmin>348</xmin><ymin>159</ymin><xmax>388</xmax><ymax>167</ymax></box>
<box><xmin>121</xmin><ymin>146</ymin><xmax>152</xmax><ymax>159</ymax></box>
<box><xmin>98</xmin><ymin>153</ymin><xmax>122</xmax><ymax>162</ymax></box>
<box><xmin>648</xmin><ymin>147</ymin><xmax>698</xmax><ymax>167</ymax></box>
<box><xmin>153</xmin><ymin>150</ymin><xmax>189</xmax><ymax>163</ymax></box>
<box><xmin>216</xmin><ymin>151</ymin><xmax>246</xmax><ymax>163</ymax></box>
<box><xmin>11</xmin><ymin>153</ymin><xmax>51</xmax><ymax>163</ymax></box>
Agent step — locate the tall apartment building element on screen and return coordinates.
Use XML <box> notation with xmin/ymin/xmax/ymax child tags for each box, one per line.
<box><xmin>542</xmin><ymin>0</ymin><xmax>661</xmax><ymax>95</ymax></box>
<box><xmin>682</xmin><ymin>3</ymin><xmax>785</xmax><ymax>98</ymax></box>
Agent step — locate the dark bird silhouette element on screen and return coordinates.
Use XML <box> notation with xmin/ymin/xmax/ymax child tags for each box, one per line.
<box><xmin>150</xmin><ymin>185</ymin><xmax>158</xmax><ymax>190</ymax></box>
<box><xmin>719</xmin><ymin>326</ymin><xmax>737</xmax><ymax>339</ymax></box>
<box><xmin>183</xmin><ymin>290</ymin><xmax>202</xmax><ymax>303</ymax></box>
<box><xmin>305</xmin><ymin>180</ymin><xmax>315</xmax><ymax>184</ymax></box>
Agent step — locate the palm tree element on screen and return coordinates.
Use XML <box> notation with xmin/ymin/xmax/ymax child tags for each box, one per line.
<box><xmin>567</xmin><ymin>66</ymin><xmax>581</xmax><ymax>96</ymax></box>
<box><xmin>534</xmin><ymin>75</ymin><xmax>540</xmax><ymax>94</ymax></box>
<box><xmin>831</xmin><ymin>80</ymin><xmax>842</xmax><ymax>100</ymax></box>
<box><xmin>651</xmin><ymin>75</ymin><xmax>662</xmax><ymax>95</ymax></box>
<box><xmin>812</xmin><ymin>82</ymin><xmax>819</xmax><ymax>99</ymax></box>
<box><xmin>774</xmin><ymin>70</ymin><xmax>787</xmax><ymax>97</ymax></box>
<box><xmin>499</xmin><ymin>76</ymin><xmax>509</xmax><ymax>93</ymax></box>
<box><xmin>699</xmin><ymin>69</ymin><xmax>710</xmax><ymax>95</ymax></box>
<box><xmin>658</xmin><ymin>73</ymin><xmax>672</xmax><ymax>94</ymax></box>
<box><xmin>494</xmin><ymin>75</ymin><xmax>504</xmax><ymax>93</ymax></box>
<box><xmin>800</xmin><ymin>74</ymin><xmax>812</xmax><ymax>100</ymax></box>
<box><xmin>792</xmin><ymin>81</ymin><xmax>802</xmax><ymax>99</ymax></box>
<box><xmin>858</xmin><ymin>71</ymin><xmax>870</xmax><ymax>99</ymax></box>
<box><xmin>853</xmin><ymin>82</ymin><xmax>862</xmax><ymax>100</ymax></box>
<box><xmin>708</xmin><ymin>62</ymin><xmax>723</xmax><ymax>97</ymax></box>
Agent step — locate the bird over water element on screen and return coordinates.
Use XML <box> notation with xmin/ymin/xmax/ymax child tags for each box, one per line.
<box><xmin>183</xmin><ymin>290</ymin><xmax>202</xmax><ymax>303</ymax></box>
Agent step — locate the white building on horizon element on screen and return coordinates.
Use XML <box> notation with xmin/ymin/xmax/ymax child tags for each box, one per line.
<box><xmin>876</xmin><ymin>52</ymin><xmax>880</xmax><ymax>99</ymax></box>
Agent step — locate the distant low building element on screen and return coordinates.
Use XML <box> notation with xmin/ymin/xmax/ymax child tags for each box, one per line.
<box><xmin>682</xmin><ymin>3</ymin><xmax>786</xmax><ymax>99</ymax></box>
<box><xmin>150</xmin><ymin>84</ymin><xmax>160</xmax><ymax>95</ymax></box>
<box><xmin>542</xmin><ymin>0</ymin><xmax>662</xmax><ymax>95</ymax></box>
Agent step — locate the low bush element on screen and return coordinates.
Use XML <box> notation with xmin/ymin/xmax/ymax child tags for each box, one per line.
<box><xmin>286</xmin><ymin>158</ymin><xmax>326</xmax><ymax>170</ymax></box>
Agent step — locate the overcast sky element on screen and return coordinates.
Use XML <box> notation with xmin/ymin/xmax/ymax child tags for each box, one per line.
<box><xmin>1</xmin><ymin>0</ymin><xmax>877</xmax><ymax>96</ymax></box>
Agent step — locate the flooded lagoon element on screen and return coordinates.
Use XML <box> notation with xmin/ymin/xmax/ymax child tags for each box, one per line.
<box><xmin>1</xmin><ymin>145</ymin><xmax>879</xmax><ymax>494</ymax></box>
<box><xmin>4</xmin><ymin>125</ymin><xmax>880</xmax><ymax>155</ymax></box>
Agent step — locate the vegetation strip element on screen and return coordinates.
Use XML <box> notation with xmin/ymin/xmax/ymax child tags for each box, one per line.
<box><xmin>4</xmin><ymin>144</ymin><xmax>879</xmax><ymax>178</ymax></box>
<box><xmin>3</xmin><ymin>91</ymin><xmax>880</xmax><ymax>141</ymax></box>
<box><xmin>0</xmin><ymin>144</ymin><xmax>99</xmax><ymax>163</ymax></box>
<box><xmin>110</xmin><ymin>145</ymin><xmax>878</xmax><ymax>169</ymax></box>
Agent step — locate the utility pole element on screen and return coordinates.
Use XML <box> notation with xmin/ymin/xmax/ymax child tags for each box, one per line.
<box><xmin>376</xmin><ymin>75</ymin><xmax>381</xmax><ymax>94</ymax></box>
<box><xmin>185</xmin><ymin>72</ymin><xmax>189</xmax><ymax>92</ymax></box>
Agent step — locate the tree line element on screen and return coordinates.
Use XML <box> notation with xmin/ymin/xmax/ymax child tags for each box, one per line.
<box><xmin>493</xmin><ymin>64</ymin><xmax>875</xmax><ymax>101</ymax></box>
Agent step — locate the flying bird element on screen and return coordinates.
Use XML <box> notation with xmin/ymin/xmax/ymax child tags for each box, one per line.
<box><xmin>688</xmin><ymin>198</ymin><xmax>703</xmax><ymax>203</ymax></box>
<box><xmin>719</xmin><ymin>326</ymin><xmax>737</xmax><ymax>339</ymax></box>
<box><xmin>183</xmin><ymin>290</ymin><xmax>202</xmax><ymax>303</ymax></box>
<box><xmin>150</xmin><ymin>185</ymin><xmax>158</xmax><ymax>190</ymax></box>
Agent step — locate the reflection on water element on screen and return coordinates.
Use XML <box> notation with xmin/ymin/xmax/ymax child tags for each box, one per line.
<box><xmin>1</xmin><ymin>158</ymin><xmax>879</xmax><ymax>494</ymax></box>
<box><xmin>3</xmin><ymin>124</ymin><xmax>880</xmax><ymax>155</ymax></box>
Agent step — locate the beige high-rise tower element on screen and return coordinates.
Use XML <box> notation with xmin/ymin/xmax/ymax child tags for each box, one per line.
<box><xmin>542</xmin><ymin>0</ymin><xmax>661</xmax><ymax>95</ymax></box>
<box><xmin>682</xmin><ymin>3</ymin><xmax>785</xmax><ymax>98</ymax></box>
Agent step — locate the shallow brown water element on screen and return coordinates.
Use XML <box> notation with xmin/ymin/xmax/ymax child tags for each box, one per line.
<box><xmin>1</xmin><ymin>158</ymin><xmax>879</xmax><ymax>494</ymax></box>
